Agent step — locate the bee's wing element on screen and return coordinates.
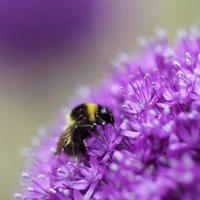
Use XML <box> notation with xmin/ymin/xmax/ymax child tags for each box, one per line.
<box><xmin>55</xmin><ymin>125</ymin><xmax>76</xmax><ymax>156</ymax></box>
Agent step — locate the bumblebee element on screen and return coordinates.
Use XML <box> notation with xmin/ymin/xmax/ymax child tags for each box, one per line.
<box><xmin>55</xmin><ymin>103</ymin><xmax>115</xmax><ymax>159</ymax></box>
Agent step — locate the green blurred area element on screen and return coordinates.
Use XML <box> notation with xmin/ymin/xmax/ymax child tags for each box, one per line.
<box><xmin>1</xmin><ymin>0</ymin><xmax>200</xmax><ymax>199</ymax></box>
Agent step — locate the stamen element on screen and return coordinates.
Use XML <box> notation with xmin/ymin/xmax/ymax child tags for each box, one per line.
<box><xmin>186</xmin><ymin>58</ymin><xmax>192</xmax><ymax>66</ymax></box>
<box><xmin>185</xmin><ymin>52</ymin><xmax>191</xmax><ymax>60</ymax></box>
<box><xmin>173</xmin><ymin>61</ymin><xmax>181</xmax><ymax>67</ymax></box>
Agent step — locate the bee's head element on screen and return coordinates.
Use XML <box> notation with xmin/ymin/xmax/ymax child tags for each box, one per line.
<box><xmin>97</xmin><ymin>106</ymin><xmax>115</xmax><ymax>125</ymax></box>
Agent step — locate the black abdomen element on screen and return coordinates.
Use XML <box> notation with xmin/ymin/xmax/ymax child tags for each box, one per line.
<box><xmin>64</xmin><ymin>127</ymin><xmax>91</xmax><ymax>156</ymax></box>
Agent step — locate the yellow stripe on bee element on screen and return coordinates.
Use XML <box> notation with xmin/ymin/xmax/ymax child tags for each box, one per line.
<box><xmin>86</xmin><ymin>103</ymin><xmax>97</xmax><ymax>122</ymax></box>
<box><xmin>68</xmin><ymin>114</ymin><xmax>75</xmax><ymax>125</ymax></box>
<box><xmin>62</xmin><ymin>113</ymin><xmax>75</xmax><ymax>131</ymax></box>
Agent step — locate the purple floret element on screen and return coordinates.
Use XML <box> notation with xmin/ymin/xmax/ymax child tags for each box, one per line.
<box><xmin>15</xmin><ymin>27</ymin><xmax>200</xmax><ymax>200</ymax></box>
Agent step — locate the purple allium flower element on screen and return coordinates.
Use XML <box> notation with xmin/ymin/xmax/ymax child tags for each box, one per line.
<box><xmin>15</xmin><ymin>26</ymin><xmax>200</xmax><ymax>200</ymax></box>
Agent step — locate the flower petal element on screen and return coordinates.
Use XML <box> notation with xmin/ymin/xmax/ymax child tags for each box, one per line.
<box><xmin>122</xmin><ymin>130</ymin><xmax>141</xmax><ymax>139</ymax></box>
<box><xmin>70</xmin><ymin>180</ymin><xmax>89</xmax><ymax>190</ymax></box>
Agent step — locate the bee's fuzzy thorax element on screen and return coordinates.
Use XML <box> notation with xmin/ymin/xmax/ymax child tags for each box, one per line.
<box><xmin>85</xmin><ymin>103</ymin><xmax>98</xmax><ymax>122</ymax></box>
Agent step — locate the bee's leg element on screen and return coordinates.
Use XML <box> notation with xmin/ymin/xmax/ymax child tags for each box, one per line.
<box><xmin>96</xmin><ymin>115</ymin><xmax>106</xmax><ymax>126</ymax></box>
<box><xmin>95</xmin><ymin>115</ymin><xmax>108</xmax><ymax>137</ymax></box>
<box><xmin>71</xmin><ymin>143</ymin><xmax>79</xmax><ymax>167</ymax></box>
<box><xmin>79</xmin><ymin>124</ymin><xmax>94</xmax><ymax>129</ymax></box>
<box><xmin>91</xmin><ymin>127</ymin><xmax>100</xmax><ymax>137</ymax></box>
<box><xmin>102</xmin><ymin>124</ymin><xmax>106</xmax><ymax>134</ymax></box>
<box><xmin>79</xmin><ymin>124</ymin><xmax>100</xmax><ymax>138</ymax></box>
<box><xmin>79</xmin><ymin>124</ymin><xmax>109</xmax><ymax>142</ymax></box>
<box><xmin>71</xmin><ymin>142</ymin><xmax>76</xmax><ymax>158</ymax></box>
<box><xmin>75</xmin><ymin>155</ymin><xmax>79</xmax><ymax>167</ymax></box>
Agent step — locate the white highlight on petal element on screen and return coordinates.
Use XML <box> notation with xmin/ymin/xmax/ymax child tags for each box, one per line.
<box><xmin>144</xmin><ymin>123</ymin><xmax>153</xmax><ymax>128</ymax></box>
<box><xmin>57</xmin><ymin>168</ymin><xmax>63</xmax><ymax>173</ymax></box>
<box><xmin>49</xmin><ymin>188</ymin><xmax>57</xmax><ymax>194</ymax></box>
<box><xmin>182</xmin><ymin>154</ymin><xmax>194</xmax><ymax>168</ymax></box>
<box><xmin>14</xmin><ymin>193</ymin><xmax>22</xmax><ymax>198</ymax></box>
<box><xmin>185</xmin><ymin>52</ymin><xmax>191</xmax><ymax>59</ymax></box>
<box><xmin>144</xmin><ymin>73</ymin><xmax>150</xmax><ymax>79</ymax></box>
<box><xmin>31</xmin><ymin>137</ymin><xmax>40</xmax><ymax>146</ymax></box>
<box><xmin>155</xmin><ymin>45</ymin><xmax>162</xmax><ymax>53</ymax></box>
<box><xmin>176</xmin><ymin>29</ymin><xmax>187</xmax><ymax>40</ymax></box>
<box><xmin>128</xmin><ymin>92</ymin><xmax>132</xmax><ymax>97</ymax></box>
<box><xmin>110</xmin><ymin>163</ymin><xmax>119</xmax><ymax>171</ymax></box>
<box><xmin>153</xmin><ymin>68</ymin><xmax>158</xmax><ymax>73</ymax></box>
<box><xmin>139</xmin><ymin>103</ymin><xmax>145</xmax><ymax>110</ymax></box>
<box><xmin>173</xmin><ymin>61</ymin><xmax>180</xmax><ymax>67</ymax></box>
<box><xmin>158</xmin><ymin>156</ymin><xmax>167</xmax><ymax>165</ymax></box>
<box><xmin>20</xmin><ymin>147</ymin><xmax>30</xmax><ymax>157</ymax></box>
<box><xmin>134</xmin><ymin>114</ymin><xmax>138</xmax><ymax>119</ymax></box>
<box><xmin>164</xmin><ymin>48</ymin><xmax>175</xmax><ymax>57</ymax></box>
<box><xmin>122</xmin><ymin>131</ymin><xmax>140</xmax><ymax>138</ymax></box>
<box><xmin>125</xmin><ymin>159</ymin><xmax>132</xmax><ymax>166</ymax></box>
<box><xmin>186</xmin><ymin>58</ymin><xmax>192</xmax><ymax>65</ymax></box>
<box><xmin>137</xmin><ymin>37</ymin><xmax>148</xmax><ymax>47</ymax></box>
<box><xmin>146</xmin><ymin>164</ymin><xmax>155</xmax><ymax>174</ymax></box>
<box><xmin>38</xmin><ymin>125</ymin><xmax>47</xmax><ymax>136</ymax></box>
<box><xmin>122</xmin><ymin>104</ymin><xmax>127</xmax><ymax>109</ymax></box>
<box><xmin>63</xmin><ymin>189</ymin><xmax>69</xmax><ymax>196</ymax></box>
<box><xmin>118</xmin><ymin>52</ymin><xmax>129</xmax><ymax>63</ymax></box>
<box><xmin>198</xmin><ymin>54</ymin><xmax>200</xmax><ymax>61</ymax></box>
<box><xmin>113</xmin><ymin>151</ymin><xmax>123</xmax><ymax>161</ymax></box>
<box><xmin>162</xmin><ymin>123</ymin><xmax>172</xmax><ymax>133</ymax></box>
<box><xmin>50</xmin><ymin>147</ymin><xmax>56</xmax><ymax>153</ymax></box>
<box><xmin>183</xmin><ymin>172</ymin><xmax>194</xmax><ymax>183</ymax></box>
<box><xmin>177</xmin><ymin>70</ymin><xmax>184</xmax><ymax>77</ymax></box>
<box><xmin>155</xmin><ymin>27</ymin><xmax>168</xmax><ymax>38</ymax></box>
<box><xmin>152</xmin><ymin>82</ymin><xmax>156</xmax><ymax>86</ymax></box>
<box><xmin>27</xmin><ymin>187</ymin><xmax>34</xmax><ymax>192</ymax></box>
<box><xmin>164</xmin><ymin>105</ymin><xmax>170</xmax><ymax>115</ymax></box>
<box><xmin>38</xmin><ymin>174</ymin><xmax>45</xmax><ymax>179</ymax></box>
<box><xmin>22</xmin><ymin>172</ymin><xmax>30</xmax><ymax>178</ymax></box>
<box><xmin>58</xmin><ymin>188</ymin><xmax>63</xmax><ymax>192</ymax></box>
<box><xmin>169</xmin><ymin>158</ymin><xmax>179</xmax><ymax>167</ymax></box>
<box><xmin>153</xmin><ymin>119</ymin><xmax>160</xmax><ymax>126</ymax></box>
<box><xmin>149</xmin><ymin>109</ymin><xmax>156</xmax><ymax>116</ymax></box>
<box><xmin>112</xmin><ymin>52</ymin><xmax>129</xmax><ymax>73</ymax></box>
<box><xmin>194</xmin><ymin>67</ymin><xmax>200</xmax><ymax>75</ymax></box>
<box><xmin>179</xmin><ymin>81</ymin><xmax>187</xmax><ymax>88</ymax></box>
<box><xmin>169</xmin><ymin>134</ymin><xmax>179</xmax><ymax>143</ymax></box>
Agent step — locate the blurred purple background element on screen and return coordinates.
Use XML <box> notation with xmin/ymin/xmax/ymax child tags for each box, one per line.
<box><xmin>0</xmin><ymin>0</ymin><xmax>200</xmax><ymax>199</ymax></box>
<box><xmin>0</xmin><ymin>0</ymin><xmax>111</xmax><ymax>59</ymax></box>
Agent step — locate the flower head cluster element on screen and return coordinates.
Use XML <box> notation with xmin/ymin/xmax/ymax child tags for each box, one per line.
<box><xmin>15</xmin><ymin>27</ymin><xmax>200</xmax><ymax>199</ymax></box>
